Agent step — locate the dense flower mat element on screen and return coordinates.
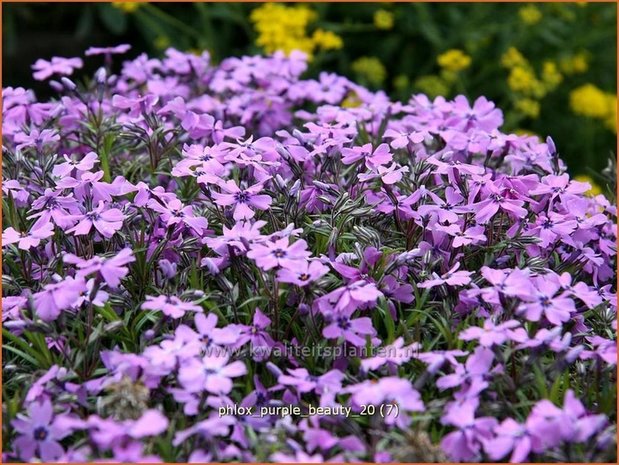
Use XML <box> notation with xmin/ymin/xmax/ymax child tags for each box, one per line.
<box><xmin>2</xmin><ymin>47</ymin><xmax>617</xmax><ymax>463</ymax></box>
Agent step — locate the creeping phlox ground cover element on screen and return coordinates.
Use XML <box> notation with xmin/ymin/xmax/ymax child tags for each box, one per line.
<box><xmin>1</xmin><ymin>46</ymin><xmax>617</xmax><ymax>463</ymax></box>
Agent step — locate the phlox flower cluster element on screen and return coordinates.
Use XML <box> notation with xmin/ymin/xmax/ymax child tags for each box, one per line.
<box><xmin>2</xmin><ymin>45</ymin><xmax>616</xmax><ymax>463</ymax></box>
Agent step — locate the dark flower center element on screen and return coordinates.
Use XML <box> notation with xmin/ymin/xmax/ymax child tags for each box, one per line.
<box><xmin>541</xmin><ymin>219</ymin><xmax>553</xmax><ymax>229</ymax></box>
<box><xmin>298</xmin><ymin>273</ymin><xmax>310</xmax><ymax>281</ymax></box>
<box><xmin>33</xmin><ymin>426</ymin><xmax>48</xmax><ymax>441</ymax></box>
<box><xmin>272</xmin><ymin>249</ymin><xmax>286</xmax><ymax>258</ymax></box>
<box><xmin>337</xmin><ymin>317</ymin><xmax>351</xmax><ymax>330</ymax></box>
<box><xmin>539</xmin><ymin>296</ymin><xmax>551</xmax><ymax>308</ymax></box>
<box><xmin>235</xmin><ymin>191</ymin><xmax>250</xmax><ymax>203</ymax></box>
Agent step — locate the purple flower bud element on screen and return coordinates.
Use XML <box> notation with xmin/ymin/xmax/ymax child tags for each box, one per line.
<box><xmin>95</xmin><ymin>67</ymin><xmax>107</xmax><ymax>84</ymax></box>
<box><xmin>60</xmin><ymin>77</ymin><xmax>77</xmax><ymax>91</ymax></box>
<box><xmin>49</xmin><ymin>80</ymin><xmax>63</xmax><ymax>92</ymax></box>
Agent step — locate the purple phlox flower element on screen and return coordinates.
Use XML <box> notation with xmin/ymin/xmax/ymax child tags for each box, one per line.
<box><xmin>484</xmin><ymin>418</ymin><xmax>536</xmax><ymax>463</ymax></box>
<box><xmin>143</xmin><ymin>332</ymin><xmax>201</xmax><ymax>378</ymax></box>
<box><xmin>205</xmin><ymin>220</ymin><xmax>266</xmax><ymax>257</ymax></box>
<box><xmin>316</xmin><ymin>280</ymin><xmax>383</xmax><ymax>316</ymax></box>
<box><xmin>436</xmin><ymin>347</ymin><xmax>496</xmax><ymax>398</ymax></box>
<box><xmin>449</xmin><ymin>224</ymin><xmax>487</xmax><ymax>248</ymax></box>
<box><xmin>86</xmin><ymin>409</ymin><xmax>168</xmax><ymax>450</ymax></box>
<box><xmin>526</xmin><ymin>390</ymin><xmax>607</xmax><ymax>450</ymax></box>
<box><xmin>52</xmin><ymin>151</ymin><xmax>98</xmax><ymax>177</ymax></box>
<box><xmin>246</xmin><ymin>237</ymin><xmax>311</xmax><ymax>271</ymax></box>
<box><xmin>514</xmin><ymin>326</ymin><xmax>571</xmax><ymax>351</ymax></box>
<box><xmin>12</xmin><ymin>399</ymin><xmax>82</xmax><ymax>462</ymax></box>
<box><xmin>33</xmin><ymin>276</ymin><xmax>88</xmax><ymax>322</ymax></box>
<box><xmin>172</xmin><ymin>143</ymin><xmax>226</xmax><ymax>178</ymax></box>
<box><xmin>178</xmin><ymin>353</ymin><xmax>246</xmax><ymax>394</ymax></box>
<box><xmin>54</xmin><ymin>170</ymin><xmax>121</xmax><ymax>204</ymax></box>
<box><xmin>347</xmin><ymin>377</ymin><xmax>424</xmax><ymax>427</ymax></box>
<box><xmin>63</xmin><ymin>248</ymin><xmax>134</xmax><ymax>289</ymax></box>
<box><xmin>14</xmin><ymin>128</ymin><xmax>60</xmax><ymax>151</ymax></box>
<box><xmin>517</xmin><ymin>274</ymin><xmax>576</xmax><ymax>325</ymax></box>
<box><xmin>527</xmin><ymin>212</ymin><xmax>577</xmax><ymax>248</ymax></box>
<box><xmin>276</xmin><ymin>259</ymin><xmax>329</xmax><ymax>286</ymax></box>
<box><xmin>479</xmin><ymin>266</ymin><xmax>535</xmax><ymax>304</ymax></box>
<box><xmin>473</xmin><ymin>180</ymin><xmax>528</xmax><ymax>224</ymax></box>
<box><xmin>384</xmin><ymin>127</ymin><xmax>426</xmax><ymax>149</ymax></box>
<box><xmin>2</xmin><ymin>222</ymin><xmax>54</xmax><ymax>251</ymax></box>
<box><xmin>142</xmin><ymin>295</ymin><xmax>203</xmax><ymax>319</ymax></box>
<box><xmin>553</xmin><ymin>271</ymin><xmax>604</xmax><ymax>309</ymax></box>
<box><xmin>66</xmin><ymin>200</ymin><xmax>124</xmax><ymax>238</ymax></box>
<box><xmin>380</xmin><ymin>274</ymin><xmax>414</xmax><ymax>314</ymax></box>
<box><xmin>419</xmin><ymin>262</ymin><xmax>472</xmax><ymax>289</ymax></box>
<box><xmin>32</xmin><ymin>56</ymin><xmax>83</xmax><ymax>81</ymax></box>
<box><xmin>417</xmin><ymin>186</ymin><xmax>471</xmax><ymax>223</ymax></box>
<box><xmin>440</xmin><ymin>398</ymin><xmax>498</xmax><ymax>462</ymax></box>
<box><xmin>112</xmin><ymin>93</ymin><xmax>159</xmax><ymax>117</ymax></box>
<box><xmin>229</xmin><ymin>308</ymin><xmax>275</xmax><ymax>360</ymax></box>
<box><xmin>85</xmin><ymin>44</ymin><xmax>131</xmax><ymax>56</ymax></box>
<box><xmin>172</xmin><ymin>413</ymin><xmax>235</xmax><ymax>448</ymax></box>
<box><xmin>448</xmin><ymin>95</ymin><xmax>504</xmax><ymax>131</ymax></box>
<box><xmin>459</xmin><ymin>319</ymin><xmax>521</xmax><ymax>347</ymax></box>
<box><xmin>580</xmin><ymin>336</ymin><xmax>617</xmax><ymax>365</ymax></box>
<box><xmin>361</xmin><ymin>337</ymin><xmax>420</xmax><ymax>371</ymax></box>
<box><xmin>25</xmin><ymin>366</ymin><xmax>69</xmax><ymax>403</ymax></box>
<box><xmin>278</xmin><ymin>368</ymin><xmax>344</xmax><ymax>397</ymax></box>
<box><xmin>529</xmin><ymin>173</ymin><xmax>591</xmax><ymax>202</ymax></box>
<box><xmin>3</xmin><ymin>179</ymin><xmax>31</xmax><ymax>207</ymax></box>
<box><xmin>73</xmin><ymin>278</ymin><xmax>110</xmax><ymax>308</ymax></box>
<box><xmin>341</xmin><ymin>142</ymin><xmax>392</xmax><ymax>169</ymax></box>
<box><xmin>413</xmin><ymin>350</ymin><xmax>468</xmax><ymax>374</ymax></box>
<box><xmin>147</xmin><ymin>197</ymin><xmax>209</xmax><ymax>235</ymax></box>
<box><xmin>212</xmin><ymin>179</ymin><xmax>272</xmax><ymax>221</ymax></box>
<box><xmin>322</xmin><ymin>307</ymin><xmax>376</xmax><ymax>347</ymax></box>
<box><xmin>557</xmin><ymin>390</ymin><xmax>608</xmax><ymax>443</ymax></box>
<box><xmin>426</xmin><ymin>155</ymin><xmax>487</xmax><ymax>179</ymax></box>
<box><xmin>358</xmin><ymin>161</ymin><xmax>409</xmax><ymax>185</ymax></box>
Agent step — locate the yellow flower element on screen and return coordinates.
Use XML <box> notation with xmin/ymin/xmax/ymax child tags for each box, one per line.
<box><xmin>374</xmin><ymin>9</ymin><xmax>394</xmax><ymax>30</ymax></box>
<box><xmin>604</xmin><ymin>94</ymin><xmax>617</xmax><ymax>133</ymax></box>
<box><xmin>519</xmin><ymin>5</ymin><xmax>542</xmax><ymax>25</ymax></box>
<box><xmin>570</xmin><ymin>84</ymin><xmax>612</xmax><ymax>119</ymax></box>
<box><xmin>541</xmin><ymin>61</ymin><xmax>563</xmax><ymax>90</ymax></box>
<box><xmin>560</xmin><ymin>53</ymin><xmax>589</xmax><ymax>75</ymax></box>
<box><xmin>507</xmin><ymin>66</ymin><xmax>537</xmax><ymax>93</ymax></box>
<box><xmin>573</xmin><ymin>175</ymin><xmax>602</xmax><ymax>197</ymax></box>
<box><xmin>437</xmin><ymin>49</ymin><xmax>471</xmax><ymax>73</ymax></box>
<box><xmin>250</xmin><ymin>3</ymin><xmax>319</xmax><ymax>56</ymax></box>
<box><xmin>351</xmin><ymin>57</ymin><xmax>387</xmax><ymax>86</ymax></box>
<box><xmin>341</xmin><ymin>91</ymin><xmax>362</xmax><ymax>108</ymax></box>
<box><xmin>113</xmin><ymin>2</ymin><xmax>141</xmax><ymax>13</ymax></box>
<box><xmin>312</xmin><ymin>29</ymin><xmax>343</xmax><ymax>51</ymax></box>
<box><xmin>393</xmin><ymin>74</ymin><xmax>410</xmax><ymax>91</ymax></box>
<box><xmin>414</xmin><ymin>75</ymin><xmax>449</xmax><ymax>99</ymax></box>
<box><xmin>501</xmin><ymin>47</ymin><xmax>527</xmax><ymax>69</ymax></box>
<box><xmin>154</xmin><ymin>36</ymin><xmax>171</xmax><ymax>51</ymax></box>
<box><xmin>515</xmin><ymin>98</ymin><xmax>541</xmax><ymax>119</ymax></box>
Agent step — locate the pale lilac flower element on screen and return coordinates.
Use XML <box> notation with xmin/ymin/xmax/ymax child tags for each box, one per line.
<box><xmin>66</xmin><ymin>201</ymin><xmax>124</xmax><ymax>238</ymax></box>
<box><xmin>32</xmin><ymin>56</ymin><xmax>83</xmax><ymax>81</ymax></box>
<box><xmin>247</xmin><ymin>237</ymin><xmax>311</xmax><ymax>271</ymax></box>
<box><xmin>142</xmin><ymin>295</ymin><xmax>203</xmax><ymax>319</ymax></box>
<box><xmin>2</xmin><ymin>223</ymin><xmax>54</xmax><ymax>250</ymax></box>
<box><xmin>276</xmin><ymin>260</ymin><xmax>329</xmax><ymax>286</ymax></box>
<box><xmin>178</xmin><ymin>353</ymin><xmax>247</xmax><ymax>394</ymax></box>
<box><xmin>211</xmin><ymin>180</ymin><xmax>272</xmax><ymax>221</ymax></box>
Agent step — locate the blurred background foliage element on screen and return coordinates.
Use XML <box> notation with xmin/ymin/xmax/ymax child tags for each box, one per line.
<box><xmin>3</xmin><ymin>2</ymin><xmax>617</xmax><ymax>178</ymax></box>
